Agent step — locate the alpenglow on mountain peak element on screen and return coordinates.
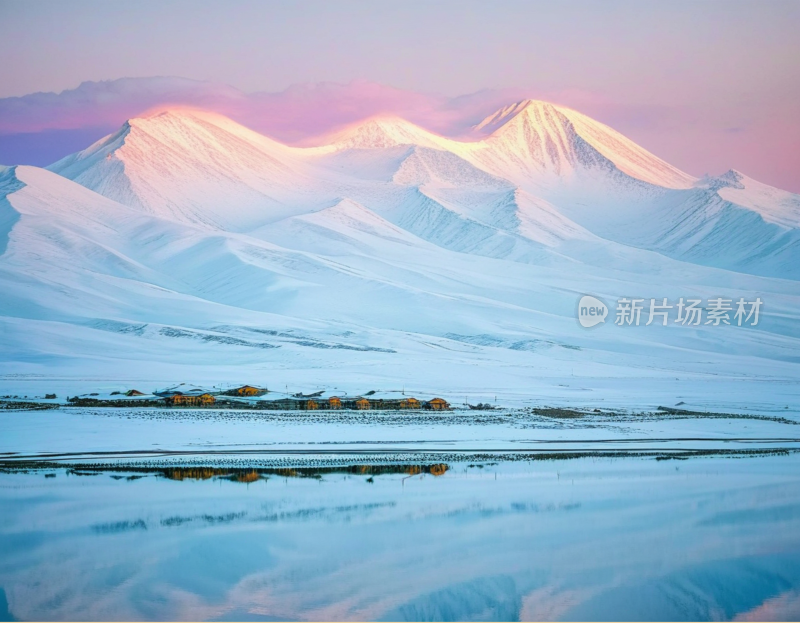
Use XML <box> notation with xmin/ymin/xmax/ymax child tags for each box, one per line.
<box><xmin>472</xmin><ymin>99</ymin><xmax>566</xmax><ymax>134</ymax></box>
<box><xmin>319</xmin><ymin>115</ymin><xmax>450</xmax><ymax>151</ymax></box>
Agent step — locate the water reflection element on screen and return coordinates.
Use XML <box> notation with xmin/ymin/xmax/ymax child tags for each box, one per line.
<box><xmin>1</xmin><ymin>456</ymin><xmax>800</xmax><ymax>621</ymax></box>
<box><xmin>0</xmin><ymin>588</ymin><xmax>16</xmax><ymax>622</ymax></box>
<box><xmin>62</xmin><ymin>463</ymin><xmax>450</xmax><ymax>482</ymax></box>
<box><xmin>560</xmin><ymin>555</ymin><xmax>800</xmax><ymax>621</ymax></box>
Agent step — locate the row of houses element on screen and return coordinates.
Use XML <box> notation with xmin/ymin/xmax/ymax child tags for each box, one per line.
<box><xmin>259</xmin><ymin>396</ymin><xmax>449</xmax><ymax>411</ymax></box>
<box><xmin>150</xmin><ymin>385</ymin><xmax>450</xmax><ymax>410</ymax></box>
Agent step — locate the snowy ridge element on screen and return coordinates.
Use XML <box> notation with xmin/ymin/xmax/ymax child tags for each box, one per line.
<box><xmin>705</xmin><ymin>169</ymin><xmax>800</xmax><ymax>229</ymax></box>
<box><xmin>0</xmin><ymin>165</ymin><xmax>24</xmax><ymax>257</ymax></box>
<box><xmin>391</xmin><ymin>146</ymin><xmax>510</xmax><ymax>189</ymax></box>
<box><xmin>555</xmin><ymin>105</ymin><xmax>696</xmax><ymax>189</ymax></box>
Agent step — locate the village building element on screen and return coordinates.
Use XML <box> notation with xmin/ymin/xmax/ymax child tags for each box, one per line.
<box><xmin>165</xmin><ymin>393</ymin><xmax>216</xmax><ymax>407</ymax></box>
<box><xmin>334</xmin><ymin>394</ymin><xmax>427</xmax><ymax>411</ymax></box>
<box><xmin>224</xmin><ymin>385</ymin><xmax>267</xmax><ymax>397</ymax></box>
<box><xmin>159</xmin><ymin>387</ymin><xmax>217</xmax><ymax>407</ymax></box>
<box><xmin>424</xmin><ymin>398</ymin><xmax>450</xmax><ymax>410</ymax></box>
<box><xmin>168</xmin><ymin>388</ymin><xmax>454</xmax><ymax>412</ymax></box>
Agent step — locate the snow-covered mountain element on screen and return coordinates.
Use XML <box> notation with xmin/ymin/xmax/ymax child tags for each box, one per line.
<box><xmin>471</xmin><ymin>99</ymin><xmax>695</xmax><ymax>189</ymax></box>
<box><xmin>47</xmin><ymin>103</ymin><xmax>800</xmax><ymax>278</ymax></box>
<box><xmin>2</xmin><ymin>102</ymin><xmax>799</xmax><ymax>405</ymax></box>
<box><xmin>49</xmin><ymin>109</ymin><xmax>331</xmax><ymax>230</ymax></box>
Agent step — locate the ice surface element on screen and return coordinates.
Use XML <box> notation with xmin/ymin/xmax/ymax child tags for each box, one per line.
<box><xmin>1</xmin><ymin>454</ymin><xmax>800</xmax><ymax>621</ymax></box>
<box><xmin>1</xmin><ymin>405</ymin><xmax>798</xmax><ymax>462</ymax></box>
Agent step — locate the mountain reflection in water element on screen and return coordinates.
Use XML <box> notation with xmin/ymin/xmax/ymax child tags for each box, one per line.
<box><xmin>1</xmin><ymin>456</ymin><xmax>800</xmax><ymax>621</ymax></box>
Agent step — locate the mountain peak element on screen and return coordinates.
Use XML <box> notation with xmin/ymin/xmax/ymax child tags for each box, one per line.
<box><xmin>472</xmin><ymin>99</ymin><xmax>608</xmax><ymax>179</ymax></box>
<box><xmin>473</xmin><ymin>99</ymin><xmax>564</xmax><ymax>135</ymax></box>
<box><xmin>322</xmin><ymin>115</ymin><xmax>448</xmax><ymax>150</ymax></box>
<box><xmin>123</xmin><ymin>107</ymin><xmax>279</xmax><ymax>145</ymax></box>
<box><xmin>48</xmin><ymin>106</ymin><xmax>308</xmax><ymax>228</ymax></box>
<box><xmin>129</xmin><ymin>106</ymin><xmax>232</xmax><ymax>126</ymax></box>
<box><xmin>471</xmin><ymin>99</ymin><xmax>695</xmax><ymax>189</ymax></box>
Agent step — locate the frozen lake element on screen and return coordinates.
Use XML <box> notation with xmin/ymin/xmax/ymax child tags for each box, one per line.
<box><xmin>3</xmin><ymin>406</ymin><xmax>800</xmax><ymax>459</ymax></box>
<box><xmin>2</xmin><ymin>407</ymin><xmax>800</xmax><ymax>621</ymax></box>
<box><xmin>2</xmin><ymin>455</ymin><xmax>800</xmax><ymax>621</ymax></box>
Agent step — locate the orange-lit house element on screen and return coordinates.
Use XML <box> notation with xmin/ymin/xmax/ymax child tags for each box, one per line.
<box><xmin>165</xmin><ymin>393</ymin><xmax>216</xmax><ymax>407</ymax></box>
<box><xmin>225</xmin><ymin>385</ymin><xmax>267</xmax><ymax>397</ymax></box>
<box><xmin>258</xmin><ymin>394</ymin><xmax>449</xmax><ymax>411</ymax></box>
<box><xmin>424</xmin><ymin>398</ymin><xmax>450</xmax><ymax>410</ymax></box>
<box><xmin>261</xmin><ymin>397</ymin><xmax>327</xmax><ymax>410</ymax></box>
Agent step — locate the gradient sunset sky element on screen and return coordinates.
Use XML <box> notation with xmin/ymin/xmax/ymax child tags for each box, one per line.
<box><xmin>1</xmin><ymin>0</ymin><xmax>798</xmax><ymax>191</ymax></box>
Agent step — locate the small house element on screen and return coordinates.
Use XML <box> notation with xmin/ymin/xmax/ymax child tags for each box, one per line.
<box><xmin>166</xmin><ymin>393</ymin><xmax>216</xmax><ymax>407</ymax></box>
<box><xmin>356</xmin><ymin>398</ymin><xmax>370</xmax><ymax>410</ymax></box>
<box><xmin>125</xmin><ymin>389</ymin><xmax>145</xmax><ymax>396</ymax></box>
<box><xmin>327</xmin><ymin>396</ymin><xmax>342</xmax><ymax>409</ymax></box>
<box><xmin>225</xmin><ymin>385</ymin><xmax>267</xmax><ymax>397</ymax></box>
<box><xmin>424</xmin><ymin>398</ymin><xmax>450</xmax><ymax>410</ymax></box>
<box><xmin>262</xmin><ymin>397</ymin><xmax>319</xmax><ymax>410</ymax></box>
<box><xmin>400</xmin><ymin>397</ymin><xmax>421</xmax><ymax>409</ymax></box>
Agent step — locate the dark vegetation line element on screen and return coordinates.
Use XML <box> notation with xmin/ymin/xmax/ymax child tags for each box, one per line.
<box><xmin>3</xmin><ymin>443</ymin><xmax>799</xmax><ymax>463</ymax></box>
<box><xmin>1</xmin><ymin>448</ymin><xmax>797</xmax><ymax>475</ymax></box>
<box><xmin>2</xmin><ymin>400</ymin><xmax>796</xmax><ymax>425</ymax></box>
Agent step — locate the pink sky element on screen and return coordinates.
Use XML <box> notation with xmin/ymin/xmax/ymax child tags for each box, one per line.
<box><xmin>1</xmin><ymin>77</ymin><xmax>797</xmax><ymax>193</ymax></box>
<box><xmin>0</xmin><ymin>1</ymin><xmax>798</xmax><ymax>191</ymax></box>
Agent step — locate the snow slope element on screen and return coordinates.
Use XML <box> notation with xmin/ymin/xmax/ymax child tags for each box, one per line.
<box><xmin>710</xmin><ymin>169</ymin><xmax>800</xmax><ymax>229</ymax></box>
<box><xmin>49</xmin><ymin>109</ymin><xmax>331</xmax><ymax>231</ymax></box>
<box><xmin>0</xmin><ymin>102</ymin><xmax>796</xmax><ymax>406</ymax></box>
<box><xmin>1</xmin><ymin>160</ymin><xmax>799</xmax><ymax>410</ymax></box>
